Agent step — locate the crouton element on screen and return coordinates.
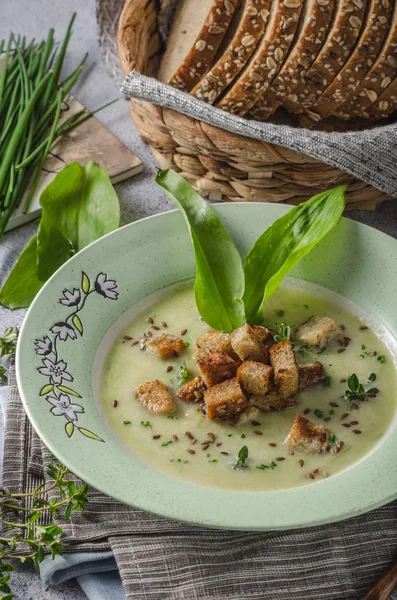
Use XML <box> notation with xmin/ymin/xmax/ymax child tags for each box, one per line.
<box><xmin>251</xmin><ymin>392</ymin><xmax>289</xmax><ymax>412</ymax></box>
<box><xmin>230</xmin><ymin>323</ymin><xmax>269</xmax><ymax>363</ymax></box>
<box><xmin>147</xmin><ymin>334</ymin><xmax>185</xmax><ymax>359</ymax></box>
<box><xmin>197</xmin><ymin>352</ymin><xmax>240</xmax><ymax>388</ymax></box>
<box><xmin>177</xmin><ymin>376</ymin><xmax>206</xmax><ymax>403</ymax></box>
<box><xmin>204</xmin><ymin>378</ymin><xmax>248</xmax><ymax>421</ymax></box>
<box><xmin>295</xmin><ymin>316</ymin><xmax>339</xmax><ymax>349</ymax></box>
<box><xmin>299</xmin><ymin>362</ymin><xmax>325</xmax><ymax>390</ymax></box>
<box><xmin>284</xmin><ymin>414</ymin><xmax>330</xmax><ymax>454</ymax></box>
<box><xmin>235</xmin><ymin>406</ymin><xmax>262</xmax><ymax>426</ymax></box>
<box><xmin>251</xmin><ymin>325</ymin><xmax>271</xmax><ymax>345</ymax></box>
<box><xmin>136</xmin><ymin>379</ymin><xmax>175</xmax><ymax>414</ymax></box>
<box><xmin>195</xmin><ymin>330</ymin><xmax>237</xmax><ymax>360</ymax></box>
<box><xmin>269</xmin><ymin>341</ymin><xmax>299</xmax><ymax>397</ymax></box>
<box><xmin>237</xmin><ymin>361</ymin><xmax>273</xmax><ymax>396</ymax></box>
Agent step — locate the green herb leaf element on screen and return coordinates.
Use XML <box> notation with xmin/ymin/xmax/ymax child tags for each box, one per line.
<box><xmin>0</xmin><ymin>235</ymin><xmax>44</xmax><ymax>309</ymax></box>
<box><xmin>237</xmin><ymin>445</ymin><xmax>248</xmax><ymax>466</ymax></box>
<box><xmin>348</xmin><ymin>373</ymin><xmax>359</xmax><ymax>392</ymax></box>
<box><xmin>177</xmin><ymin>361</ymin><xmax>190</xmax><ymax>381</ymax></box>
<box><xmin>161</xmin><ymin>440</ymin><xmax>173</xmax><ymax>447</ymax></box>
<box><xmin>37</xmin><ymin>161</ymin><xmax>120</xmax><ymax>279</ymax></box>
<box><xmin>368</xmin><ymin>373</ymin><xmax>376</xmax><ymax>382</ymax></box>
<box><xmin>377</xmin><ymin>355</ymin><xmax>386</xmax><ymax>363</ymax></box>
<box><xmin>0</xmin><ymin>162</ymin><xmax>120</xmax><ymax>308</ymax></box>
<box><xmin>324</xmin><ymin>376</ymin><xmax>331</xmax><ymax>388</ymax></box>
<box><xmin>243</xmin><ymin>186</ymin><xmax>346</xmax><ymax>323</ymax></box>
<box><xmin>155</xmin><ymin>170</ymin><xmax>245</xmax><ymax>332</ymax></box>
<box><xmin>140</xmin><ymin>421</ymin><xmax>151</xmax><ymax>428</ymax></box>
<box><xmin>314</xmin><ymin>409</ymin><xmax>325</xmax><ymax>419</ymax></box>
<box><xmin>329</xmin><ymin>433</ymin><xmax>336</xmax><ymax>444</ymax></box>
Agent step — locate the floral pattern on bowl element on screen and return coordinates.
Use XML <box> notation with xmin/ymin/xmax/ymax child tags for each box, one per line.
<box><xmin>34</xmin><ymin>271</ymin><xmax>118</xmax><ymax>442</ymax></box>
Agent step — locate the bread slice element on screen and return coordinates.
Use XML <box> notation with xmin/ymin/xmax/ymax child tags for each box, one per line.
<box><xmin>192</xmin><ymin>0</ymin><xmax>270</xmax><ymax>104</ymax></box>
<box><xmin>336</xmin><ymin>3</ymin><xmax>397</xmax><ymax>120</ymax></box>
<box><xmin>367</xmin><ymin>77</ymin><xmax>397</xmax><ymax>119</ymax></box>
<box><xmin>217</xmin><ymin>0</ymin><xmax>304</xmax><ymax>116</ymax></box>
<box><xmin>250</xmin><ymin>0</ymin><xmax>335</xmax><ymax>121</ymax></box>
<box><xmin>283</xmin><ymin>0</ymin><xmax>367</xmax><ymax>117</ymax></box>
<box><xmin>158</xmin><ymin>0</ymin><xmax>239</xmax><ymax>92</ymax></box>
<box><xmin>302</xmin><ymin>0</ymin><xmax>392</xmax><ymax>123</ymax></box>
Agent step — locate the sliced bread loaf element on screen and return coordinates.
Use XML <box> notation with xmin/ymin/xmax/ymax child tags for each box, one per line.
<box><xmin>191</xmin><ymin>0</ymin><xmax>270</xmax><ymax>104</ymax></box>
<box><xmin>336</xmin><ymin>2</ymin><xmax>397</xmax><ymax>119</ymax></box>
<box><xmin>250</xmin><ymin>0</ymin><xmax>335</xmax><ymax>120</ymax></box>
<box><xmin>217</xmin><ymin>0</ymin><xmax>304</xmax><ymax>116</ymax></box>
<box><xmin>283</xmin><ymin>0</ymin><xmax>367</xmax><ymax>116</ymax></box>
<box><xmin>302</xmin><ymin>0</ymin><xmax>392</xmax><ymax>123</ymax></box>
<box><xmin>158</xmin><ymin>0</ymin><xmax>239</xmax><ymax>92</ymax></box>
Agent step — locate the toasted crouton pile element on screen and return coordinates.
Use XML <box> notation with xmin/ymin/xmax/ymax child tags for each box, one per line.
<box><xmin>136</xmin><ymin>316</ymin><xmax>335</xmax><ymax>440</ymax></box>
<box><xmin>284</xmin><ymin>414</ymin><xmax>330</xmax><ymax>454</ymax></box>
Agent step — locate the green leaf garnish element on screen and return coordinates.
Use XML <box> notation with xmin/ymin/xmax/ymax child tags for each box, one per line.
<box><xmin>140</xmin><ymin>421</ymin><xmax>151</xmax><ymax>428</ymax></box>
<box><xmin>177</xmin><ymin>361</ymin><xmax>190</xmax><ymax>381</ymax></box>
<box><xmin>348</xmin><ymin>373</ymin><xmax>359</xmax><ymax>392</ymax></box>
<box><xmin>314</xmin><ymin>409</ymin><xmax>325</xmax><ymax>419</ymax></box>
<box><xmin>243</xmin><ymin>186</ymin><xmax>346</xmax><ymax>323</ymax></box>
<box><xmin>155</xmin><ymin>169</ymin><xmax>245</xmax><ymax>332</ymax></box>
<box><xmin>377</xmin><ymin>355</ymin><xmax>386</xmax><ymax>363</ymax></box>
<box><xmin>161</xmin><ymin>440</ymin><xmax>173</xmax><ymax>447</ymax></box>
<box><xmin>256</xmin><ymin>460</ymin><xmax>277</xmax><ymax>471</ymax></box>
<box><xmin>368</xmin><ymin>373</ymin><xmax>376</xmax><ymax>382</ymax></box>
<box><xmin>324</xmin><ymin>376</ymin><xmax>331</xmax><ymax>388</ymax></box>
<box><xmin>237</xmin><ymin>445</ymin><xmax>249</xmax><ymax>466</ymax></box>
<box><xmin>0</xmin><ymin>162</ymin><xmax>120</xmax><ymax>308</ymax></box>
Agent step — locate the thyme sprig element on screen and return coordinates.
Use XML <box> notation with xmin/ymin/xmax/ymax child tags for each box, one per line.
<box><xmin>343</xmin><ymin>373</ymin><xmax>379</xmax><ymax>407</ymax></box>
<box><xmin>0</xmin><ymin>462</ymin><xmax>88</xmax><ymax>599</ymax></box>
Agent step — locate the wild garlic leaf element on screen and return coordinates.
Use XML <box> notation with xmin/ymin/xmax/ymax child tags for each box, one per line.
<box><xmin>243</xmin><ymin>185</ymin><xmax>347</xmax><ymax>324</ymax></box>
<box><xmin>155</xmin><ymin>170</ymin><xmax>245</xmax><ymax>332</ymax></box>
<box><xmin>0</xmin><ymin>236</ymin><xmax>44</xmax><ymax>309</ymax></box>
<box><xmin>0</xmin><ymin>162</ymin><xmax>120</xmax><ymax>309</ymax></box>
<box><xmin>37</xmin><ymin>161</ymin><xmax>120</xmax><ymax>279</ymax></box>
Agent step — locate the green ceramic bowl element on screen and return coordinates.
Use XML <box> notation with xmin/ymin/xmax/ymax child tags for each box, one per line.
<box><xmin>17</xmin><ymin>204</ymin><xmax>397</xmax><ymax>530</ymax></box>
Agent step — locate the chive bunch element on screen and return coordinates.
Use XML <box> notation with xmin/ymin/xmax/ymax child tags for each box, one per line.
<box><xmin>0</xmin><ymin>13</ymin><xmax>113</xmax><ymax>238</ymax></box>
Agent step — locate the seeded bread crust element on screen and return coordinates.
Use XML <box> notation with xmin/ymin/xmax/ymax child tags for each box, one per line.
<box><xmin>192</xmin><ymin>0</ymin><xmax>270</xmax><ymax>104</ymax></box>
<box><xmin>283</xmin><ymin>0</ymin><xmax>367</xmax><ymax>117</ymax></box>
<box><xmin>336</xmin><ymin>2</ymin><xmax>397</xmax><ymax>119</ymax></box>
<box><xmin>302</xmin><ymin>0</ymin><xmax>392</xmax><ymax>123</ymax></box>
<box><xmin>367</xmin><ymin>77</ymin><xmax>397</xmax><ymax>119</ymax></box>
<box><xmin>250</xmin><ymin>0</ymin><xmax>335</xmax><ymax>121</ymax></box>
<box><xmin>160</xmin><ymin>0</ymin><xmax>239</xmax><ymax>92</ymax></box>
<box><xmin>217</xmin><ymin>0</ymin><xmax>304</xmax><ymax>116</ymax></box>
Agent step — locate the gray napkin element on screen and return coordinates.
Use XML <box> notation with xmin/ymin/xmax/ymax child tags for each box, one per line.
<box><xmin>120</xmin><ymin>72</ymin><xmax>397</xmax><ymax>198</ymax></box>
<box><xmin>4</xmin><ymin>359</ymin><xmax>397</xmax><ymax>599</ymax></box>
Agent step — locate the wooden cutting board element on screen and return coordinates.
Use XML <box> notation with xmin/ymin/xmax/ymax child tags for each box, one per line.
<box><xmin>6</xmin><ymin>96</ymin><xmax>143</xmax><ymax>232</ymax></box>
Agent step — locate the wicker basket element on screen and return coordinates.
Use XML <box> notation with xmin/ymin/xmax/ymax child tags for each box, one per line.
<box><xmin>117</xmin><ymin>0</ymin><xmax>392</xmax><ymax>209</ymax></box>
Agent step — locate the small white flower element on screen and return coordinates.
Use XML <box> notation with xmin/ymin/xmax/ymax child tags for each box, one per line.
<box><xmin>34</xmin><ymin>336</ymin><xmax>52</xmax><ymax>356</ymax></box>
<box><xmin>94</xmin><ymin>273</ymin><xmax>119</xmax><ymax>300</ymax></box>
<box><xmin>38</xmin><ymin>358</ymin><xmax>73</xmax><ymax>385</ymax></box>
<box><xmin>59</xmin><ymin>288</ymin><xmax>81</xmax><ymax>307</ymax></box>
<box><xmin>46</xmin><ymin>394</ymin><xmax>84</xmax><ymax>421</ymax></box>
<box><xmin>50</xmin><ymin>322</ymin><xmax>77</xmax><ymax>341</ymax></box>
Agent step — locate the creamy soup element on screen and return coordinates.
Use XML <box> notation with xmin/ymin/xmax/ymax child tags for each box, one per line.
<box><xmin>99</xmin><ymin>280</ymin><xmax>397</xmax><ymax>491</ymax></box>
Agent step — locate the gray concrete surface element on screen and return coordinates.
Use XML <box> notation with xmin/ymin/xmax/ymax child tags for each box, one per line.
<box><xmin>0</xmin><ymin>0</ymin><xmax>397</xmax><ymax>598</ymax></box>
